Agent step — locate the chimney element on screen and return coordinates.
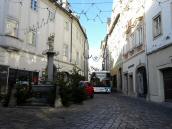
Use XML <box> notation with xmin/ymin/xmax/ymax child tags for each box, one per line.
<box><xmin>56</xmin><ymin>0</ymin><xmax>62</xmax><ymax>5</ymax></box>
<box><xmin>107</xmin><ymin>18</ymin><xmax>111</xmax><ymax>26</ymax></box>
<box><xmin>62</xmin><ymin>0</ymin><xmax>70</xmax><ymax>10</ymax></box>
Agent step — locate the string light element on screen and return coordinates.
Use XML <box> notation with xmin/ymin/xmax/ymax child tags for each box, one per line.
<box><xmin>68</xmin><ymin>2</ymin><xmax>113</xmax><ymax>5</ymax></box>
<box><xmin>70</xmin><ymin>3</ymin><xmax>113</xmax><ymax>24</ymax></box>
<box><xmin>155</xmin><ymin>0</ymin><xmax>170</xmax><ymax>4</ymax></box>
<box><xmin>10</xmin><ymin>0</ymin><xmax>113</xmax><ymax>24</ymax></box>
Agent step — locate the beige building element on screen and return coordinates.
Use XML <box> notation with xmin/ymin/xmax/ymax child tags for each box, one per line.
<box><xmin>0</xmin><ymin>0</ymin><xmax>89</xmax><ymax>95</ymax></box>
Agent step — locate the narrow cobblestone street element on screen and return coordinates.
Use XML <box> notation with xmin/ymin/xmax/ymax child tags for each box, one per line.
<box><xmin>0</xmin><ymin>93</ymin><xmax>172</xmax><ymax>129</ymax></box>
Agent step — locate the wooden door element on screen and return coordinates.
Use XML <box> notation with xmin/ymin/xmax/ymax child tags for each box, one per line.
<box><xmin>163</xmin><ymin>68</ymin><xmax>172</xmax><ymax>101</ymax></box>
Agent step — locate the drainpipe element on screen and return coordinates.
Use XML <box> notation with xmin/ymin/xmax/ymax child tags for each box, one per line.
<box><xmin>84</xmin><ymin>38</ymin><xmax>86</xmax><ymax>80</ymax></box>
<box><xmin>146</xmin><ymin>44</ymin><xmax>150</xmax><ymax>101</ymax></box>
<box><xmin>70</xmin><ymin>17</ymin><xmax>73</xmax><ymax>63</ymax></box>
<box><xmin>145</xmin><ymin>21</ymin><xmax>150</xmax><ymax>101</ymax></box>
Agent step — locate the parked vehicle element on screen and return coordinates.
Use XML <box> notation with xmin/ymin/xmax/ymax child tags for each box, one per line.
<box><xmin>79</xmin><ymin>81</ymin><xmax>94</xmax><ymax>98</ymax></box>
<box><xmin>90</xmin><ymin>71</ymin><xmax>112</xmax><ymax>93</ymax></box>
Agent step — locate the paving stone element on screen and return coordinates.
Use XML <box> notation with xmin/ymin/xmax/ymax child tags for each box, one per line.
<box><xmin>0</xmin><ymin>93</ymin><xmax>172</xmax><ymax>129</ymax></box>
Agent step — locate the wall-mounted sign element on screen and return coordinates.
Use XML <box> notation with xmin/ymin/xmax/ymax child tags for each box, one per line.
<box><xmin>128</xmin><ymin>64</ymin><xmax>134</xmax><ymax>69</ymax></box>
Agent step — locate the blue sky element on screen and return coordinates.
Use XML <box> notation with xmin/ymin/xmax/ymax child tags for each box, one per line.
<box><xmin>68</xmin><ymin>0</ymin><xmax>113</xmax><ymax>49</ymax></box>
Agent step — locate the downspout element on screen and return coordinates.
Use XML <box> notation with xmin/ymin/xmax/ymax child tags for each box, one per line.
<box><xmin>104</xmin><ymin>35</ymin><xmax>108</xmax><ymax>70</ymax></box>
<box><xmin>144</xmin><ymin>11</ymin><xmax>150</xmax><ymax>101</ymax></box>
<box><xmin>83</xmin><ymin>37</ymin><xmax>88</xmax><ymax>80</ymax></box>
<box><xmin>84</xmin><ymin>38</ymin><xmax>86</xmax><ymax>79</ymax></box>
<box><xmin>70</xmin><ymin>17</ymin><xmax>73</xmax><ymax>63</ymax></box>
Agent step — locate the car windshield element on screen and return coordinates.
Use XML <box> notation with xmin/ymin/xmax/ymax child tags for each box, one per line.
<box><xmin>91</xmin><ymin>79</ymin><xmax>110</xmax><ymax>87</ymax></box>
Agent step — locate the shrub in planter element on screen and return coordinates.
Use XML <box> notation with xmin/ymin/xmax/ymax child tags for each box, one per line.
<box><xmin>15</xmin><ymin>83</ymin><xmax>32</xmax><ymax>105</ymax></box>
<box><xmin>55</xmin><ymin>66</ymin><xmax>87</xmax><ymax>107</ymax></box>
<box><xmin>59</xmin><ymin>85</ymin><xmax>72</xmax><ymax>107</ymax></box>
<box><xmin>1</xmin><ymin>94</ymin><xmax>9</xmax><ymax>107</ymax></box>
<box><xmin>56</xmin><ymin>73</ymin><xmax>72</xmax><ymax>107</ymax></box>
<box><xmin>71</xmin><ymin>86</ymin><xmax>87</xmax><ymax>104</ymax></box>
<box><xmin>70</xmin><ymin>66</ymin><xmax>87</xmax><ymax>104</ymax></box>
<box><xmin>47</xmin><ymin>89</ymin><xmax>56</xmax><ymax>106</ymax></box>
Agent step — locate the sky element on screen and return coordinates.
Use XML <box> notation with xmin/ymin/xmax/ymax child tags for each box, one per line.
<box><xmin>68</xmin><ymin>0</ymin><xmax>113</xmax><ymax>71</ymax></box>
<box><xmin>68</xmin><ymin>0</ymin><xmax>113</xmax><ymax>49</ymax></box>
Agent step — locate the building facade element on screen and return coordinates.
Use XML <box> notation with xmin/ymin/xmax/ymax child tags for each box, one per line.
<box><xmin>100</xmin><ymin>37</ymin><xmax>111</xmax><ymax>71</ymax></box>
<box><xmin>106</xmin><ymin>1</ymin><xmax>127</xmax><ymax>92</ymax></box>
<box><xmin>145</xmin><ymin>0</ymin><xmax>172</xmax><ymax>102</ymax></box>
<box><xmin>0</xmin><ymin>0</ymin><xmax>89</xmax><ymax>95</ymax></box>
<box><xmin>122</xmin><ymin>0</ymin><xmax>147</xmax><ymax>98</ymax></box>
<box><xmin>105</xmin><ymin>0</ymin><xmax>147</xmax><ymax>97</ymax></box>
<box><xmin>104</xmin><ymin>0</ymin><xmax>172</xmax><ymax>102</ymax></box>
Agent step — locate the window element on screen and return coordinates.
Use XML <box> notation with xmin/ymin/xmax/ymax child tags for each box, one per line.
<box><xmin>153</xmin><ymin>13</ymin><xmax>162</xmax><ymax>38</ymax></box>
<box><xmin>76</xmin><ymin>52</ymin><xmax>79</xmax><ymax>65</ymax></box>
<box><xmin>49</xmin><ymin>11</ymin><xmax>55</xmax><ymax>21</ymax></box>
<box><xmin>124</xmin><ymin>39</ymin><xmax>129</xmax><ymax>53</ymax></box>
<box><xmin>27</xmin><ymin>31</ymin><xmax>36</xmax><ymax>46</ymax></box>
<box><xmin>128</xmin><ymin>36</ymin><xmax>132</xmax><ymax>50</ymax></box>
<box><xmin>65</xmin><ymin>21</ymin><xmax>69</xmax><ymax>31</ymax></box>
<box><xmin>131</xmin><ymin>33</ymin><xmax>136</xmax><ymax>48</ymax></box>
<box><xmin>63</xmin><ymin>44</ymin><xmax>69</xmax><ymax>58</ymax></box>
<box><xmin>31</xmin><ymin>0</ymin><xmax>38</xmax><ymax>11</ymax></box>
<box><xmin>76</xmin><ymin>31</ymin><xmax>79</xmax><ymax>40</ymax></box>
<box><xmin>136</xmin><ymin>25</ymin><xmax>144</xmax><ymax>46</ymax></box>
<box><xmin>6</xmin><ymin>19</ymin><xmax>18</xmax><ymax>37</ymax></box>
<box><xmin>138</xmin><ymin>25</ymin><xmax>144</xmax><ymax>45</ymax></box>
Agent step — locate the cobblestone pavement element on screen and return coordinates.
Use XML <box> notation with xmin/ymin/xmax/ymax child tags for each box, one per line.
<box><xmin>0</xmin><ymin>93</ymin><xmax>172</xmax><ymax>129</ymax></box>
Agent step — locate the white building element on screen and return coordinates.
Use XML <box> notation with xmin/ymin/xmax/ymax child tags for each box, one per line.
<box><xmin>106</xmin><ymin>0</ymin><xmax>148</xmax><ymax>97</ymax></box>
<box><xmin>0</xmin><ymin>0</ymin><xmax>89</xmax><ymax>95</ymax></box>
<box><xmin>100</xmin><ymin>36</ymin><xmax>111</xmax><ymax>71</ymax></box>
<box><xmin>122</xmin><ymin>0</ymin><xmax>147</xmax><ymax>98</ymax></box>
<box><xmin>105</xmin><ymin>0</ymin><xmax>172</xmax><ymax>102</ymax></box>
<box><xmin>145</xmin><ymin>0</ymin><xmax>172</xmax><ymax>102</ymax></box>
<box><xmin>106</xmin><ymin>1</ymin><xmax>123</xmax><ymax>92</ymax></box>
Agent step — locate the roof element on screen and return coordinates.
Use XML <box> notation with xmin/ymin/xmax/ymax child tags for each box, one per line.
<box><xmin>108</xmin><ymin>13</ymin><xmax>120</xmax><ymax>35</ymax></box>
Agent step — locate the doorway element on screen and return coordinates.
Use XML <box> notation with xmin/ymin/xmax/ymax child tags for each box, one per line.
<box><xmin>124</xmin><ymin>73</ymin><xmax>128</xmax><ymax>95</ymax></box>
<box><xmin>0</xmin><ymin>65</ymin><xmax>9</xmax><ymax>95</ymax></box>
<box><xmin>136</xmin><ymin>66</ymin><xmax>147</xmax><ymax>98</ymax></box>
<box><xmin>128</xmin><ymin>74</ymin><xmax>134</xmax><ymax>96</ymax></box>
<box><xmin>119</xmin><ymin>68</ymin><xmax>122</xmax><ymax>91</ymax></box>
<box><xmin>163</xmin><ymin>68</ymin><xmax>172</xmax><ymax>101</ymax></box>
